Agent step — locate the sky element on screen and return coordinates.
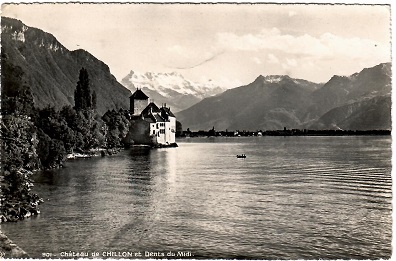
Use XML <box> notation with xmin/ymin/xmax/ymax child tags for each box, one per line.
<box><xmin>1</xmin><ymin>2</ymin><xmax>391</xmax><ymax>88</ymax></box>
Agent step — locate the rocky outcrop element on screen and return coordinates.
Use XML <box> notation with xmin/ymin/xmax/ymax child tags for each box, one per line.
<box><xmin>0</xmin><ymin>232</ymin><xmax>29</xmax><ymax>258</ymax></box>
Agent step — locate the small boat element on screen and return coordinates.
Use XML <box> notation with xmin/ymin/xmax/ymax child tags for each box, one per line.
<box><xmin>236</xmin><ymin>154</ymin><xmax>246</xmax><ymax>158</ymax></box>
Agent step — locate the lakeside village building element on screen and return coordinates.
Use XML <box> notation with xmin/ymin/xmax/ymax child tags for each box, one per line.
<box><xmin>124</xmin><ymin>89</ymin><xmax>177</xmax><ymax>147</ymax></box>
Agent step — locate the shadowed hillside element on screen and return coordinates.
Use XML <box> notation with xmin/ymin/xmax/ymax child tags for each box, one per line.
<box><xmin>176</xmin><ymin>75</ymin><xmax>321</xmax><ymax>130</ymax></box>
<box><xmin>176</xmin><ymin>63</ymin><xmax>391</xmax><ymax>131</ymax></box>
<box><xmin>1</xmin><ymin>17</ymin><xmax>131</xmax><ymax>114</ymax></box>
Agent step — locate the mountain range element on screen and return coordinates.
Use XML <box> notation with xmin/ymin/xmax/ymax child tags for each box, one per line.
<box><xmin>1</xmin><ymin>17</ymin><xmax>131</xmax><ymax>115</ymax></box>
<box><xmin>176</xmin><ymin>63</ymin><xmax>391</xmax><ymax>131</ymax></box>
<box><xmin>2</xmin><ymin>17</ymin><xmax>391</xmax><ymax>131</ymax></box>
<box><xmin>121</xmin><ymin>70</ymin><xmax>225</xmax><ymax>112</ymax></box>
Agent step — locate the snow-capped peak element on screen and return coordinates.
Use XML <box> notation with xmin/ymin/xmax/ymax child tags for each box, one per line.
<box><xmin>121</xmin><ymin>70</ymin><xmax>225</xmax><ymax>99</ymax></box>
<box><xmin>263</xmin><ymin>75</ymin><xmax>285</xmax><ymax>83</ymax></box>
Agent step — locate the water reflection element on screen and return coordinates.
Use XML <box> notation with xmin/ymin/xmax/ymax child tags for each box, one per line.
<box><xmin>1</xmin><ymin>137</ymin><xmax>391</xmax><ymax>259</ymax></box>
<box><xmin>35</xmin><ymin>169</ymin><xmax>65</xmax><ymax>186</ymax></box>
<box><xmin>128</xmin><ymin>146</ymin><xmax>152</xmax><ymax>158</ymax></box>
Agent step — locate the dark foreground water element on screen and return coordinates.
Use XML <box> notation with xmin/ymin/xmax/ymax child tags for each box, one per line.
<box><xmin>2</xmin><ymin>136</ymin><xmax>392</xmax><ymax>259</ymax></box>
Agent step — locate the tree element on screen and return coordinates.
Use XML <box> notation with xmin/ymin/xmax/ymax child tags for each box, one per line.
<box><xmin>102</xmin><ymin>109</ymin><xmax>130</xmax><ymax>148</ymax></box>
<box><xmin>176</xmin><ymin>120</ymin><xmax>183</xmax><ymax>137</ymax></box>
<box><xmin>33</xmin><ymin>107</ymin><xmax>69</xmax><ymax>165</ymax></box>
<box><xmin>0</xmin><ymin>115</ymin><xmax>42</xmax><ymax>221</ymax></box>
<box><xmin>1</xmin><ymin>55</ymin><xmax>35</xmax><ymax>116</ymax></box>
<box><xmin>92</xmin><ymin>90</ymin><xmax>97</xmax><ymax>110</ymax></box>
<box><xmin>1</xmin><ymin>50</ymin><xmax>42</xmax><ymax>222</ymax></box>
<box><xmin>72</xmin><ymin>69</ymin><xmax>104</xmax><ymax>149</ymax></box>
<box><xmin>74</xmin><ymin>68</ymin><xmax>93</xmax><ymax>111</ymax></box>
<box><xmin>1</xmin><ymin>115</ymin><xmax>40</xmax><ymax>171</ymax></box>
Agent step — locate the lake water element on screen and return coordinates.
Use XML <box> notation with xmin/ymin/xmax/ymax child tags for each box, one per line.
<box><xmin>2</xmin><ymin>136</ymin><xmax>392</xmax><ymax>259</ymax></box>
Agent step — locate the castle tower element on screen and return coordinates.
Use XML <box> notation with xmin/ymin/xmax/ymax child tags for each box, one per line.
<box><xmin>129</xmin><ymin>89</ymin><xmax>149</xmax><ymax>116</ymax></box>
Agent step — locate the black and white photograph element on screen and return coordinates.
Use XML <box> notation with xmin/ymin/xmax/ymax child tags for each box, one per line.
<box><xmin>0</xmin><ymin>1</ymin><xmax>392</xmax><ymax>259</ymax></box>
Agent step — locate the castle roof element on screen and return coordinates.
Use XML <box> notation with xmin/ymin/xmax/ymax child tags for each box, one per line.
<box><xmin>142</xmin><ymin>107</ymin><xmax>166</xmax><ymax>123</ymax></box>
<box><xmin>131</xmin><ymin>112</ymin><xmax>165</xmax><ymax>123</ymax></box>
<box><xmin>152</xmin><ymin>114</ymin><xmax>165</xmax><ymax>122</ymax></box>
<box><xmin>141</xmin><ymin>102</ymin><xmax>161</xmax><ymax>116</ymax></box>
<box><xmin>160</xmin><ymin>106</ymin><xmax>175</xmax><ymax>118</ymax></box>
<box><xmin>143</xmin><ymin>115</ymin><xmax>155</xmax><ymax>123</ymax></box>
<box><xmin>130</xmin><ymin>89</ymin><xmax>149</xmax><ymax>100</ymax></box>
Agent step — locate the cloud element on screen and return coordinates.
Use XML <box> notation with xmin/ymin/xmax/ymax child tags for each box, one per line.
<box><xmin>216</xmin><ymin>28</ymin><xmax>282</xmax><ymax>52</ymax></box>
<box><xmin>166</xmin><ymin>44</ymin><xmax>224</xmax><ymax>69</ymax></box>
<box><xmin>215</xmin><ymin>28</ymin><xmax>390</xmax><ymax>63</ymax></box>
<box><xmin>166</xmin><ymin>27</ymin><xmax>390</xmax><ymax>84</ymax></box>
<box><xmin>252</xmin><ymin>57</ymin><xmax>262</xmax><ymax>64</ymax></box>
<box><xmin>215</xmin><ymin>77</ymin><xmax>244</xmax><ymax>89</ymax></box>
<box><xmin>286</xmin><ymin>58</ymin><xmax>298</xmax><ymax>67</ymax></box>
<box><xmin>172</xmin><ymin>52</ymin><xmax>224</xmax><ymax>69</ymax></box>
<box><xmin>267</xmin><ymin>53</ymin><xmax>279</xmax><ymax>64</ymax></box>
<box><xmin>167</xmin><ymin>44</ymin><xmax>190</xmax><ymax>57</ymax></box>
<box><xmin>281</xmin><ymin>58</ymin><xmax>298</xmax><ymax>74</ymax></box>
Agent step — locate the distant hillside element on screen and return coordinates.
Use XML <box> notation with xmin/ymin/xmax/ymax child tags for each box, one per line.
<box><xmin>1</xmin><ymin>17</ymin><xmax>131</xmax><ymax>115</ymax></box>
<box><xmin>176</xmin><ymin>63</ymin><xmax>391</xmax><ymax>131</ymax></box>
<box><xmin>307</xmin><ymin>95</ymin><xmax>391</xmax><ymax>130</ymax></box>
<box><xmin>303</xmin><ymin>63</ymin><xmax>391</xmax><ymax>123</ymax></box>
<box><xmin>176</xmin><ymin>75</ymin><xmax>322</xmax><ymax>130</ymax></box>
<box><xmin>121</xmin><ymin>70</ymin><xmax>225</xmax><ymax>112</ymax></box>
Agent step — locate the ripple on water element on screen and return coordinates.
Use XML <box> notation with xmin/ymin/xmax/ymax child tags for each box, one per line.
<box><xmin>1</xmin><ymin>136</ymin><xmax>392</xmax><ymax>259</ymax></box>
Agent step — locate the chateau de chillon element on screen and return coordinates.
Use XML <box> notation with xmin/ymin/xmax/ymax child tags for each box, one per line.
<box><xmin>124</xmin><ymin>89</ymin><xmax>177</xmax><ymax>147</ymax></box>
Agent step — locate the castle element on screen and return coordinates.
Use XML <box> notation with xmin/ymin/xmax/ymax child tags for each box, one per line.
<box><xmin>125</xmin><ymin>89</ymin><xmax>177</xmax><ymax>146</ymax></box>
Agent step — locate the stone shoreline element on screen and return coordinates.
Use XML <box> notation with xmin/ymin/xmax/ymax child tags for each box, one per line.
<box><xmin>0</xmin><ymin>231</ymin><xmax>29</xmax><ymax>258</ymax></box>
<box><xmin>66</xmin><ymin>147</ymin><xmax>121</xmax><ymax>160</ymax></box>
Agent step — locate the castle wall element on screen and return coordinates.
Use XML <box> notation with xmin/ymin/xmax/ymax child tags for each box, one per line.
<box><xmin>131</xmin><ymin>99</ymin><xmax>149</xmax><ymax>116</ymax></box>
<box><xmin>124</xmin><ymin>118</ymin><xmax>155</xmax><ymax>145</ymax></box>
<box><xmin>127</xmin><ymin>91</ymin><xmax>176</xmax><ymax>146</ymax></box>
<box><xmin>164</xmin><ymin>118</ymin><xmax>176</xmax><ymax>144</ymax></box>
<box><xmin>153</xmin><ymin>122</ymin><xmax>166</xmax><ymax>145</ymax></box>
